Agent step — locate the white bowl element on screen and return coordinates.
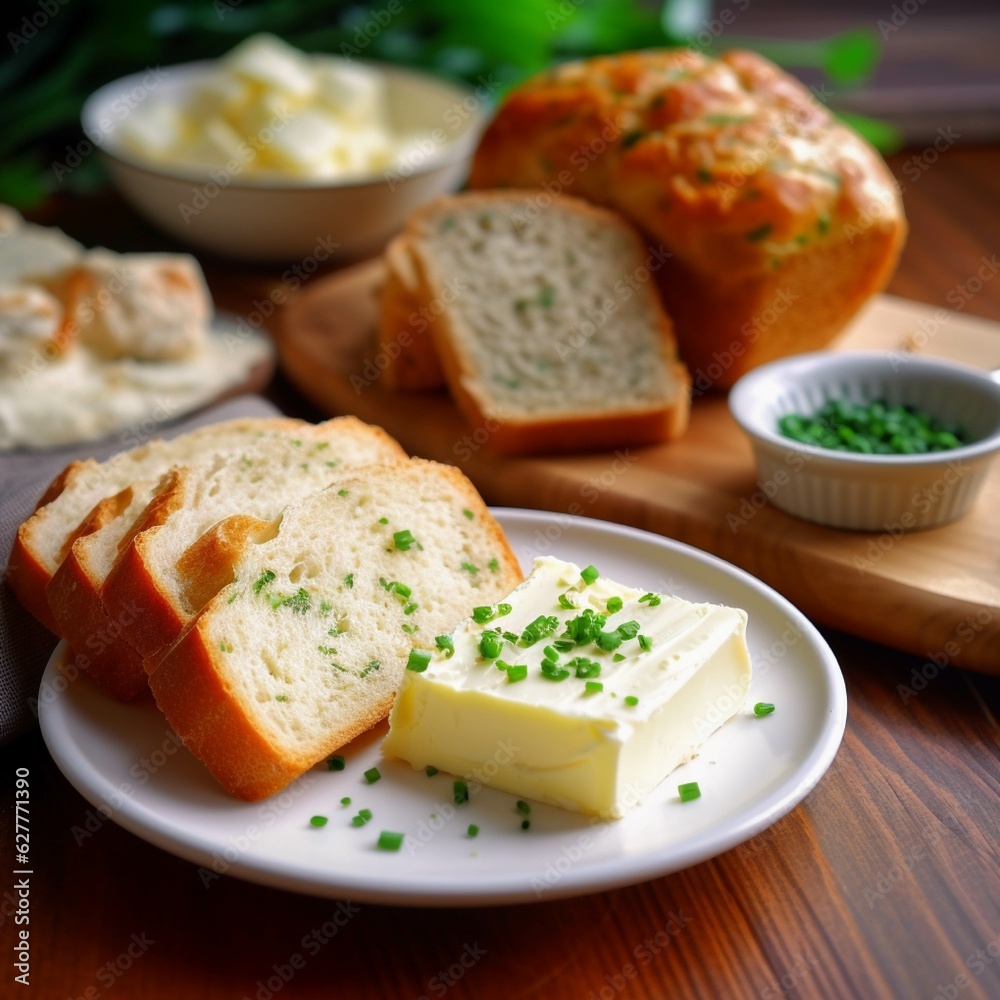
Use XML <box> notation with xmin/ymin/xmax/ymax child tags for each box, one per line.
<box><xmin>81</xmin><ymin>60</ymin><xmax>488</xmax><ymax>262</ymax></box>
<box><xmin>728</xmin><ymin>350</ymin><xmax>1000</xmax><ymax>531</ymax></box>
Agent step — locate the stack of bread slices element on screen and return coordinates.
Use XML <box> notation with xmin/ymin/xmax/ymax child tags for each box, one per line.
<box><xmin>10</xmin><ymin>416</ymin><xmax>522</xmax><ymax>800</ymax></box>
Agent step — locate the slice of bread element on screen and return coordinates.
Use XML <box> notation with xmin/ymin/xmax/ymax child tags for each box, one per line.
<box><xmin>9</xmin><ymin>416</ymin><xmax>309</xmax><ymax>632</ymax></box>
<box><xmin>51</xmin><ymin>417</ymin><xmax>405</xmax><ymax>700</ymax></box>
<box><xmin>382</xmin><ymin>191</ymin><xmax>690</xmax><ymax>454</ymax></box>
<box><xmin>376</xmin><ymin>235</ymin><xmax>445</xmax><ymax>390</ymax></box>
<box><xmin>148</xmin><ymin>458</ymin><xmax>523</xmax><ymax>801</ymax></box>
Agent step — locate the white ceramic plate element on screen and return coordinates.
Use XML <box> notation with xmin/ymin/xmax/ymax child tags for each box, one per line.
<box><xmin>39</xmin><ymin>509</ymin><xmax>846</xmax><ymax>906</ymax></box>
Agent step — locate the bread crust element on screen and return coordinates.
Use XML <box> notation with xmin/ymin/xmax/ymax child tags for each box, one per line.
<box><xmin>8</xmin><ymin>459</ymin><xmax>97</xmax><ymax>630</ymax></box>
<box><xmin>469</xmin><ymin>48</ymin><xmax>906</xmax><ymax>387</ymax></box>
<box><xmin>377</xmin><ymin>236</ymin><xmax>445</xmax><ymax>391</ymax></box>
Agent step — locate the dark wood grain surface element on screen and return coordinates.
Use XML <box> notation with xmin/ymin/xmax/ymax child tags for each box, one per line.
<box><xmin>3</xmin><ymin>147</ymin><xmax>999</xmax><ymax>1000</ymax></box>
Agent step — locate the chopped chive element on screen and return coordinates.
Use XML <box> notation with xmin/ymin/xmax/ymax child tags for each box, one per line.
<box><xmin>515</xmin><ymin>800</ymin><xmax>531</xmax><ymax>816</ymax></box>
<box><xmin>542</xmin><ymin>645</ymin><xmax>560</xmax><ymax>661</ymax></box>
<box><xmin>393</xmin><ymin>529</ymin><xmax>419</xmax><ymax>551</ymax></box>
<box><xmin>596</xmin><ymin>630</ymin><xmax>623</xmax><ymax>652</ymax></box>
<box><xmin>488</xmin><ymin>558</ymin><xmax>500</xmax><ymax>573</ymax></box>
<box><xmin>361</xmin><ymin>659</ymin><xmax>380</xmax><ymax>678</ymax></box>
<box><xmin>252</xmin><ymin>569</ymin><xmax>275</xmax><ymax>595</ymax></box>
<box><xmin>453</xmin><ymin>780</ymin><xmax>469</xmax><ymax>805</ymax></box>
<box><xmin>638</xmin><ymin>635</ymin><xmax>653</xmax><ymax>651</ymax></box>
<box><xmin>377</xmin><ymin>830</ymin><xmax>404</xmax><ymax>851</ymax></box>
<box><xmin>467</xmin><ymin>824</ymin><xmax>479</xmax><ymax>838</ymax></box>
<box><xmin>580</xmin><ymin>565</ymin><xmax>599</xmax><ymax>585</ymax></box>
<box><xmin>540</xmin><ymin>660</ymin><xmax>570</xmax><ymax>681</ymax></box>
<box><xmin>340</xmin><ymin>796</ymin><xmax>351</xmax><ymax>806</ymax></box>
<box><xmin>462</xmin><ymin>508</ymin><xmax>475</xmax><ymax>520</ymax></box>
<box><xmin>351</xmin><ymin>815</ymin><xmax>366</xmax><ymax>827</ymax></box>
<box><xmin>558</xmin><ymin>593</ymin><xmax>576</xmax><ymax>610</ymax></box>
<box><xmin>606</xmin><ymin>596</ymin><xmax>623</xmax><ymax>613</ymax></box>
<box><xmin>678</xmin><ymin>782</ymin><xmax>701</xmax><ymax>802</ymax></box>
<box><xmin>520</xmin><ymin>614</ymin><xmax>560</xmax><ymax>646</ymax></box>
<box><xmin>754</xmin><ymin>702</ymin><xmax>776</xmax><ymax>716</ymax></box>
<box><xmin>402</xmin><ymin>623</ymin><xmax>418</xmax><ymax>634</ymax></box>
<box><xmin>570</xmin><ymin>657</ymin><xmax>601</xmax><ymax>679</ymax></box>
<box><xmin>616</xmin><ymin>620</ymin><xmax>641</xmax><ymax>640</ymax></box>
<box><xmin>638</xmin><ymin>593</ymin><xmax>662</xmax><ymax>607</ymax></box>
<box><xmin>520</xmin><ymin>819</ymin><xmax>531</xmax><ymax>831</ymax></box>
<box><xmin>624</xmin><ymin>695</ymin><xmax>639</xmax><ymax>707</ymax></box>
<box><xmin>584</xmin><ymin>681</ymin><xmax>604</xmax><ymax>695</ymax></box>
<box><xmin>425</xmin><ymin>765</ymin><xmax>439</xmax><ymax>777</ymax></box>
<box><xmin>364</xmin><ymin>767</ymin><xmax>381</xmax><ymax>784</ymax></box>
<box><xmin>378</xmin><ymin>516</ymin><xmax>389</xmax><ymax>524</ymax></box>
<box><xmin>472</xmin><ymin>605</ymin><xmax>496</xmax><ymax>623</ymax></box>
<box><xmin>478</xmin><ymin>631</ymin><xmax>503</xmax><ymax>659</ymax></box>
<box><xmin>461</xmin><ymin>561</ymin><xmax>478</xmax><ymax>574</ymax></box>
<box><xmin>403</xmin><ymin>601</ymin><xmax>418</xmax><ymax>615</ymax></box>
<box><xmin>613</xmin><ymin>653</ymin><xmax>626</xmax><ymax>662</ymax></box>
<box><xmin>434</xmin><ymin>634</ymin><xmax>454</xmax><ymax>658</ymax></box>
<box><xmin>406</xmin><ymin>648</ymin><xmax>432</xmax><ymax>672</ymax></box>
<box><xmin>343</xmin><ymin>573</ymin><xmax>354</xmax><ymax>589</ymax></box>
<box><xmin>503</xmin><ymin>630</ymin><xmax>519</xmax><ymax>644</ymax></box>
<box><xmin>309</xmin><ymin>815</ymin><xmax>328</xmax><ymax>827</ymax></box>
<box><xmin>359</xmin><ymin>808</ymin><xmax>372</xmax><ymax>821</ymax></box>
<box><xmin>338</xmin><ymin>488</ymin><xmax>349</xmax><ymax>497</ymax></box>
<box><xmin>275</xmin><ymin>694</ymin><xmax>288</xmax><ymax>702</ymax></box>
<box><xmin>506</xmin><ymin>663</ymin><xmax>528</xmax><ymax>683</ymax></box>
<box><xmin>327</xmin><ymin>755</ymin><xmax>346</xmax><ymax>771</ymax></box>
<box><xmin>496</xmin><ymin>603</ymin><xmax>512</xmax><ymax>617</ymax></box>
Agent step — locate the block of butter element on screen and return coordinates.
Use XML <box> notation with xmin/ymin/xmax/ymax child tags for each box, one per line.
<box><xmin>382</xmin><ymin>556</ymin><xmax>753</xmax><ymax>818</ymax></box>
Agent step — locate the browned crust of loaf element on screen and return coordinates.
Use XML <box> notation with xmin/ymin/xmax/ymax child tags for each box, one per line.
<box><xmin>99</xmin><ymin>468</ymin><xmax>191</xmax><ymax>671</ymax></box>
<box><xmin>147</xmin><ymin>458</ymin><xmax>522</xmax><ymax>801</ymax></box>
<box><xmin>658</xmin><ymin>218</ymin><xmax>906</xmax><ymax>389</ymax></box>
<box><xmin>377</xmin><ymin>235</ymin><xmax>445</xmax><ymax>391</ymax></box>
<box><xmin>46</xmin><ymin>483</ymin><xmax>153</xmax><ymax>700</ymax></box>
<box><xmin>407</xmin><ymin>191</ymin><xmax>691</xmax><ymax>454</ymax></box>
<box><xmin>8</xmin><ymin>459</ymin><xmax>98</xmax><ymax>631</ymax></box>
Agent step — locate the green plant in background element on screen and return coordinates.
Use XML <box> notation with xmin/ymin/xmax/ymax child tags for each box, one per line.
<box><xmin>0</xmin><ymin>0</ymin><xmax>895</xmax><ymax>209</ymax></box>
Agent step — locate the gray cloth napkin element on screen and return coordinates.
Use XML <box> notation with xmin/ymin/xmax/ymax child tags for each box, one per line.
<box><xmin>0</xmin><ymin>394</ymin><xmax>281</xmax><ymax>745</ymax></box>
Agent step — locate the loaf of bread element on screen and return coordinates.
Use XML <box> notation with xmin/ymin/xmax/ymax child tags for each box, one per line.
<box><xmin>469</xmin><ymin>48</ymin><xmax>906</xmax><ymax>389</ymax></box>
<box><xmin>9</xmin><ymin>416</ymin><xmax>315</xmax><ymax>632</ymax></box>
<box><xmin>46</xmin><ymin>417</ymin><xmax>405</xmax><ymax>700</ymax></box>
<box><xmin>379</xmin><ymin>191</ymin><xmax>690</xmax><ymax>454</ymax></box>
<box><xmin>148</xmin><ymin>458</ymin><xmax>523</xmax><ymax>800</ymax></box>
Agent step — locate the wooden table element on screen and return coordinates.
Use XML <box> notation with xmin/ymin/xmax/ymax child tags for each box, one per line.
<box><xmin>3</xmin><ymin>148</ymin><xmax>999</xmax><ymax>1000</ymax></box>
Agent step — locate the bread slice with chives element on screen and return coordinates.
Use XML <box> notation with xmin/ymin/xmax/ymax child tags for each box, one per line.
<box><xmin>148</xmin><ymin>457</ymin><xmax>522</xmax><ymax>801</ymax></box>
<box><xmin>9</xmin><ymin>416</ymin><xmax>310</xmax><ymax>632</ymax></box>
<box><xmin>61</xmin><ymin>417</ymin><xmax>405</xmax><ymax>700</ymax></box>
<box><xmin>380</xmin><ymin>191</ymin><xmax>691</xmax><ymax>453</ymax></box>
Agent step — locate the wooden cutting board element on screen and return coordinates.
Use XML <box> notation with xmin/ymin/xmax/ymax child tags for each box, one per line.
<box><xmin>277</xmin><ymin>258</ymin><xmax>1000</xmax><ymax>674</ymax></box>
